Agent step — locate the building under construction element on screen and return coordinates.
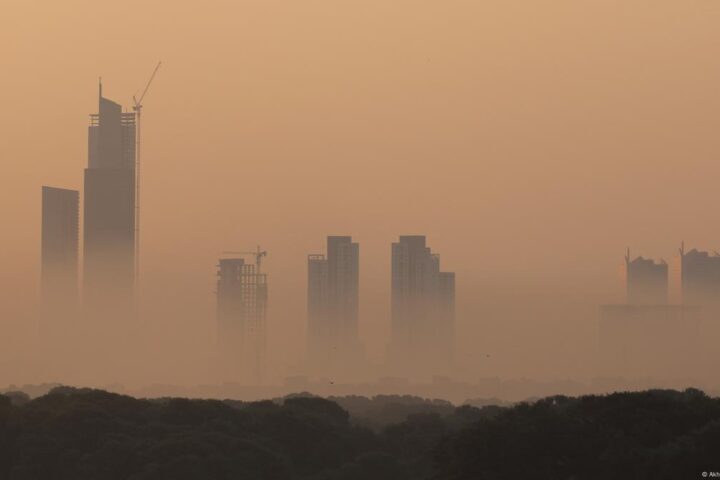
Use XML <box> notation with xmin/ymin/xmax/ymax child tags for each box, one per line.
<box><xmin>83</xmin><ymin>85</ymin><xmax>137</xmax><ymax>320</ymax></box>
<box><xmin>83</xmin><ymin>66</ymin><xmax>160</xmax><ymax>324</ymax></box>
<box><xmin>216</xmin><ymin>250</ymin><xmax>268</xmax><ymax>385</ymax></box>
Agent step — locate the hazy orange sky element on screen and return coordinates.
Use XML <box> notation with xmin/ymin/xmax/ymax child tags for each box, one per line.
<box><xmin>2</xmin><ymin>0</ymin><xmax>720</xmax><ymax>386</ymax></box>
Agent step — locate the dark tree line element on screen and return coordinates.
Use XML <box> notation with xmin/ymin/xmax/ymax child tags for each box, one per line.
<box><xmin>434</xmin><ymin>388</ymin><xmax>720</xmax><ymax>479</ymax></box>
<box><xmin>0</xmin><ymin>387</ymin><xmax>717</xmax><ymax>479</ymax></box>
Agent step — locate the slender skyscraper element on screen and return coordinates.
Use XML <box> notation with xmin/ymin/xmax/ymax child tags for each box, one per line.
<box><xmin>677</xmin><ymin>244</ymin><xmax>720</xmax><ymax>307</ymax></box>
<box><xmin>389</xmin><ymin>235</ymin><xmax>455</xmax><ymax>377</ymax></box>
<box><xmin>307</xmin><ymin>236</ymin><xmax>361</xmax><ymax>376</ymax></box>
<box><xmin>41</xmin><ymin>186</ymin><xmax>79</xmax><ymax>335</ymax></box>
<box><xmin>216</xmin><ymin>256</ymin><xmax>268</xmax><ymax>384</ymax></box>
<box><xmin>83</xmin><ymin>83</ymin><xmax>136</xmax><ymax>318</ymax></box>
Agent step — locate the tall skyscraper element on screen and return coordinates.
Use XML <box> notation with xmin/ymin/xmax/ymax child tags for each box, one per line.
<box><xmin>624</xmin><ymin>250</ymin><xmax>668</xmax><ymax>305</ymax></box>
<box><xmin>677</xmin><ymin>244</ymin><xmax>720</xmax><ymax>307</ymax></box>
<box><xmin>307</xmin><ymin>236</ymin><xmax>361</xmax><ymax>377</ymax></box>
<box><xmin>389</xmin><ymin>235</ymin><xmax>455</xmax><ymax>377</ymax></box>
<box><xmin>216</xmin><ymin>257</ymin><xmax>268</xmax><ymax>384</ymax></box>
<box><xmin>83</xmin><ymin>84</ymin><xmax>136</xmax><ymax>318</ymax></box>
<box><xmin>41</xmin><ymin>186</ymin><xmax>79</xmax><ymax>334</ymax></box>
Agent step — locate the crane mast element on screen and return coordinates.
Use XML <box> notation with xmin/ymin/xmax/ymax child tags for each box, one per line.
<box><xmin>132</xmin><ymin>61</ymin><xmax>162</xmax><ymax>291</ymax></box>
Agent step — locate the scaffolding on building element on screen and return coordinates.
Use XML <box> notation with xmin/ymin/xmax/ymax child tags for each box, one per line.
<box><xmin>216</xmin><ymin>249</ymin><xmax>268</xmax><ymax>385</ymax></box>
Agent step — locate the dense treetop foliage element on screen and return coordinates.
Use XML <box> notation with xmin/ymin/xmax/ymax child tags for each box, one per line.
<box><xmin>435</xmin><ymin>389</ymin><xmax>720</xmax><ymax>479</ymax></box>
<box><xmin>0</xmin><ymin>387</ymin><xmax>717</xmax><ymax>479</ymax></box>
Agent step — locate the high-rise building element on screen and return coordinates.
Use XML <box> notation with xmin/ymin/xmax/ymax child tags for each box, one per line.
<box><xmin>41</xmin><ymin>186</ymin><xmax>79</xmax><ymax>334</ymax></box>
<box><xmin>598</xmin><ymin>247</ymin><xmax>720</xmax><ymax>386</ymax></box>
<box><xmin>306</xmin><ymin>236</ymin><xmax>361</xmax><ymax>376</ymax></box>
<box><xmin>307</xmin><ymin>254</ymin><xmax>329</xmax><ymax>352</ymax></box>
<box><xmin>624</xmin><ymin>250</ymin><xmax>668</xmax><ymax>305</ymax></box>
<box><xmin>598</xmin><ymin>304</ymin><xmax>701</xmax><ymax>380</ymax></box>
<box><xmin>438</xmin><ymin>271</ymin><xmax>456</xmax><ymax>349</ymax></box>
<box><xmin>677</xmin><ymin>244</ymin><xmax>720</xmax><ymax>307</ymax></box>
<box><xmin>83</xmin><ymin>84</ymin><xmax>136</xmax><ymax>318</ymax></box>
<box><xmin>598</xmin><ymin>248</ymin><xmax>706</xmax><ymax>382</ymax></box>
<box><xmin>389</xmin><ymin>235</ymin><xmax>455</xmax><ymax>377</ymax></box>
<box><xmin>216</xmin><ymin>257</ymin><xmax>268</xmax><ymax>384</ymax></box>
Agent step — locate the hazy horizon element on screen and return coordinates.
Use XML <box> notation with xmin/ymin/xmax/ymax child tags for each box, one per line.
<box><xmin>2</xmin><ymin>0</ymin><xmax>720</xmax><ymax>391</ymax></box>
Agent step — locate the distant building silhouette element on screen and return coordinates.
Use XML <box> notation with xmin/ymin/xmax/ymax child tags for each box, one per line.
<box><xmin>306</xmin><ymin>236</ymin><xmax>361</xmax><ymax>376</ymax></box>
<box><xmin>83</xmin><ymin>83</ymin><xmax>136</xmax><ymax>319</ymax></box>
<box><xmin>389</xmin><ymin>235</ymin><xmax>455</xmax><ymax>377</ymax></box>
<box><xmin>677</xmin><ymin>243</ymin><xmax>720</xmax><ymax>307</ymax></box>
<box><xmin>623</xmin><ymin>249</ymin><xmax>668</xmax><ymax>305</ymax></box>
<box><xmin>216</xmin><ymin>256</ymin><xmax>268</xmax><ymax>385</ymax></box>
<box><xmin>600</xmin><ymin>248</ymin><xmax>703</xmax><ymax>381</ymax></box>
<box><xmin>598</xmin><ymin>304</ymin><xmax>701</xmax><ymax>380</ymax></box>
<box><xmin>41</xmin><ymin>186</ymin><xmax>79</xmax><ymax>335</ymax></box>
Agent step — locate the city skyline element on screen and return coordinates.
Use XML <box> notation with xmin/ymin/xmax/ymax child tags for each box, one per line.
<box><xmin>12</xmin><ymin>76</ymin><xmax>720</xmax><ymax>389</ymax></box>
<box><xmin>4</xmin><ymin>3</ymin><xmax>720</xmax><ymax>476</ymax></box>
<box><xmin>15</xmin><ymin>72</ymin><xmax>720</xmax><ymax>387</ymax></box>
<box><xmin>3</xmin><ymin>1</ymin><xmax>720</xmax><ymax>390</ymax></box>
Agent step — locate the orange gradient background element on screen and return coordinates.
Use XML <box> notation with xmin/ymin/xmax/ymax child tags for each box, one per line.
<box><xmin>1</xmin><ymin>0</ymin><xmax>720</xmax><ymax>387</ymax></box>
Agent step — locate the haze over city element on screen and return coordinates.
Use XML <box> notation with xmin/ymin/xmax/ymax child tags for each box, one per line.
<box><xmin>2</xmin><ymin>0</ymin><xmax>720</xmax><ymax>396</ymax></box>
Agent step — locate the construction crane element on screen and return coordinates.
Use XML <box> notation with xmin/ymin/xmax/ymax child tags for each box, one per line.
<box><xmin>132</xmin><ymin>61</ymin><xmax>162</xmax><ymax>288</ymax></box>
<box><xmin>222</xmin><ymin>246</ymin><xmax>268</xmax><ymax>273</ymax></box>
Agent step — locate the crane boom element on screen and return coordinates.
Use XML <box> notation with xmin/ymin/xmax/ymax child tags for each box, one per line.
<box><xmin>221</xmin><ymin>246</ymin><xmax>268</xmax><ymax>273</ymax></box>
<box><xmin>134</xmin><ymin>61</ymin><xmax>162</xmax><ymax>109</ymax></box>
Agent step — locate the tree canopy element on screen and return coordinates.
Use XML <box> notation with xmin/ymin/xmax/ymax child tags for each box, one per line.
<box><xmin>0</xmin><ymin>387</ymin><xmax>716</xmax><ymax>479</ymax></box>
